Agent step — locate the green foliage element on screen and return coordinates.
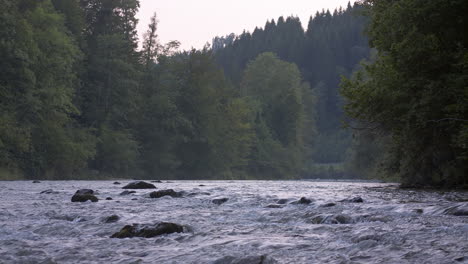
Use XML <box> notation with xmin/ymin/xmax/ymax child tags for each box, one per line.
<box><xmin>0</xmin><ymin>0</ymin><xmax>94</xmax><ymax>179</ymax></box>
<box><xmin>0</xmin><ymin>0</ymin><xmax>373</xmax><ymax>180</ymax></box>
<box><xmin>341</xmin><ymin>0</ymin><xmax>468</xmax><ymax>187</ymax></box>
<box><xmin>241</xmin><ymin>53</ymin><xmax>314</xmax><ymax>178</ymax></box>
<box><xmin>214</xmin><ymin>5</ymin><xmax>370</xmax><ymax>164</ymax></box>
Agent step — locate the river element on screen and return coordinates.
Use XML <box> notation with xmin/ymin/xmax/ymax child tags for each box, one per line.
<box><xmin>0</xmin><ymin>180</ymin><xmax>467</xmax><ymax>263</ymax></box>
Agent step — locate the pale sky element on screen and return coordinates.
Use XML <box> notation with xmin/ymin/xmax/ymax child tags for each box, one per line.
<box><xmin>136</xmin><ymin>0</ymin><xmax>355</xmax><ymax>51</ymax></box>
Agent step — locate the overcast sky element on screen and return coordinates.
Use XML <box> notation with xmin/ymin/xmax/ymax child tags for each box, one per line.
<box><xmin>136</xmin><ymin>0</ymin><xmax>355</xmax><ymax>51</ymax></box>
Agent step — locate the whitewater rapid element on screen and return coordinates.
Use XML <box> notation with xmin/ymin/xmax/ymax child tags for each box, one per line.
<box><xmin>0</xmin><ymin>180</ymin><xmax>467</xmax><ymax>263</ymax></box>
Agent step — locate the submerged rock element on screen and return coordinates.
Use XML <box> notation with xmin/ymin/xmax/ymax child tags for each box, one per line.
<box><xmin>151</xmin><ymin>180</ymin><xmax>163</xmax><ymax>183</ymax></box>
<box><xmin>340</xmin><ymin>196</ymin><xmax>364</xmax><ymax>203</ymax></box>
<box><xmin>106</xmin><ymin>197</ymin><xmax>113</xmax><ymax>200</ymax></box>
<box><xmin>444</xmin><ymin>204</ymin><xmax>468</xmax><ymax>216</ymax></box>
<box><xmin>32</xmin><ymin>180</ymin><xmax>41</xmax><ymax>183</ymax></box>
<box><xmin>111</xmin><ymin>222</ymin><xmax>184</xmax><ymax>238</ymax></box>
<box><xmin>122</xmin><ymin>181</ymin><xmax>156</xmax><ymax>189</ymax></box>
<box><xmin>40</xmin><ymin>189</ymin><xmax>58</xmax><ymax>194</ymax></box>
<box><xmin>276</xmin><ymin>199</ymin><xmax>289</xmax><ymax>204</ymax></box>
<box><xmin>113</xmin><ymin>182</ymin><xmax>121</xmax><ymax>185</ymax></box>
<box><xmin>187</xmin><ymin>192</ymin><xmax>211</xmax><ymax>197</ymax></box>
<box><xmin>310</xmin><ymin>214</ymin><xmax>353</xmax><ymax>224</ymax></box>
<box><xmin>321</xmin><ymin>202</ymin><xmax>336</xmax><ymax>207</ymax></box>
<box><xmin>212</xmin><ymin>255</ymin><xmax>278</xmax><ymax>264</ymax></box>
<box><xmin>212</xmin><ymin>198</ymin><xmax>229</xmax><ymax>205</ymax></box>
<box><xmin>149</xmin><ymin>189</ymin><xmax>183</xmax><ymax>198</ymax></box>
<box><xmin>103</xmin><ymin>215</ymin><xmax>120</xmax><ymax>223</ymax></box>
<box><xmin>266</xmin><ymin>204</ymin><xmax>283</xmax><ymax>208</ymax></box>
<box><xmin>291</xmin><ymin>197</ymin><xmax>312</xmax><ymax>205</ymax></box>
<box><xmin>120</xmin><ymin>190</ymin><xmax>136</xmax><ymax>196</ymax></box>
<box><xmin>71</xmin><ymin>189</ymin><xmax>98</xmax><ymax>202</ymax></box>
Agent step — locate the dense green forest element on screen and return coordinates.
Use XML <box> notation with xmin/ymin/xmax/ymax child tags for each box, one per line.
<box><xmin>213</xmin><ymin>4</ymin><xmax>369</xmax><ymax>166</ymax></box>
<box><xmin>342</xmin><ymin>0</ymin><xmax>468</xmax><ymax>187</ymax></box>
<box><xmin>1</xmin><ymin>0</ymin><xmax>465</xmax><ymax>187</ymax></box>
<box><xmin>0</xmin><ymin>0</ymin><xmax>367</xmax><ymax>180</ymax></box>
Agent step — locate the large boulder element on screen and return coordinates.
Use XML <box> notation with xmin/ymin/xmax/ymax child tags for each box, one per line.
<box><xmin>111</xmin><ymin>222</ymin><xmax>184</xmax><ymax>238</ymax></box>
<box><xmin>71</xmin><ymin>189</ymin><xmax>98</xmax><ymax>202</ymax></box>
<box><xmin>149</xmin><ymin>189</ymin><xmax>183</xmax><ymax>198</ymax></box>
<box><xmin>122</xmin><ymin>181</ymin><xmax>156</xmax><ymax>189</ymax></box>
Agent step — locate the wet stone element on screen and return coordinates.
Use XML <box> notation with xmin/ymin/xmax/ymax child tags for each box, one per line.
<box><xmin>104</xmin><ymin>215</ymin><xmax>119</xmax><ymax>223</ymax></box>
<box><xmin>291</xmin><ymin>197</ymin><xmax>312</xmax><ymax>205</ymax></box>
<box><xmin>71</xmin><ymin>194</ymin><xmax>98</xmax><ymax>203</ymax></box>
<box><xmin>122</xmin><ymin>181</ymin><xmax>156</xmax><ymax>189</ymax></box>
<box><xmin>187</xmin><ymin>192</ymin><xmax>211</xmax><ymax>197</ymax></box>
<box><xmin>113</xmin><ymin>182</ymin><xmax>121</xmax><ymax>185</ymax></box>
<box><xmin>321</xmin><ymin>202</ymin><xmax>336</xmax><ymax>207</ymax></box>
<box><xmin>276</xmin><ymin>199</ymin><xmax>289</xmax><ymax>204</ymax></box>
<box><xmin>106</xmin><ymin>197</ymin><xmax>113</xmax><ymax>200</ymax></box>
<box><xmin>120</xmin><ymin>190</ymin><xmax>136</xmax><ymax>196</ymax></box>
<box><xmin>111</xmin><ymin>222</ymin><xmax>184</xmax><ymax>238</ymax></box>
<box><xmin>444</xmin><ymin>204</ymin><xmax>468</xmax><ymax>216</ymax></box>
<box><xmin>212</xmin><ymin>198</ymin><xmax>229</xmax><ymax>205</ymax></box>
<box><xmin>32</xmin><ymin>180</ymin><xmax>41</xmax><ymax>183</ymax></box>
<box><xmin>40</xmin><ymin>189</ymin><xmax>58</xmax><ymax>194</ymax></box>
<box><xmin>266</xmin><ymin>204</ymin><xmax>283</xmax><ymax>208</ymax></box>
<box><xmin>151</xmin><ymin>180</ymin><xmax>163</xmax><ymax>183</ymax></box>
<box><xmin>149</xmin><ymin>189</ymin><xmax>183</xmax><ymax>199</ymax></box>
<box><xmin>341</xmin><ymin>196</ymin><xmax>364</xmax><ymax>203</ymax></box>
<box><xmin>75</xmin><ymin>189</ymin><xmax>94</xmax><ymax>195</ymax></box>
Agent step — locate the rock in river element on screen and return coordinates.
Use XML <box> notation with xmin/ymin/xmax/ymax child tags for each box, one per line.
<box><xmin>32</xmin><ymin>180</ymin><xmax>41</xmax><ymax>183</ymax></box>
<box><xmin>103</xmin><ymin>215</ymin><xmax>120</xmax><ymax>223</ymax></box>
<box><xmin>120</xmin><ymin>190</ymin><xmax>136</xmax><ymax>196</ymax></box>
<box><xmin>212</xmin><ymin>198</ymin><xmax>229</xmax><ymax>205</ymax></box>
<box><xmin>340</xmin><ymin>196</ymin><xmax>364</xmax><ymax>203</ymax></box>
<box><xmin>71</xmin><ymin>189</ymin><xmax>98</xmax><ymax>202</ymax></box>
<box><xmin>111</xmin><ymin>222</ymin><xmax>184</xmax><ymax>238</ymax></box>
<box><xmin>122</xmin><ymin>181</ymin><xmax>156</xmax><ymax>189</ymax></box>
<box><xmin>40</xmin><ymin>189</ymin><xmax>59</xmax><ymax>194</ymax></box>
<box><xmin>291</xmin><ymin>197</ymin><xmax>312</xmax><ymax>205</ymax></box>
<box><xmin>149</xmin><ymin>189</ymin><xmax>183</xmax><ymax>198</ymax></box>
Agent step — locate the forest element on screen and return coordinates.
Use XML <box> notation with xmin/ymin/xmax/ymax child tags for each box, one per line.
<box><xmin>0</xmin><ymin>0</ymin><xmax>466</xmax><ymax>187</ymax></box>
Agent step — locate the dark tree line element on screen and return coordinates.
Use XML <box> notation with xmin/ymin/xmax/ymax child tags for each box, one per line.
<box><xmin>0</xmin><ymin>0</ymin><xmax>320</xmax><ymax>180</ymax></box>
<box><xmin>213</xmin><ymin>3</ymin><xmax>370</xmax><ymax>165</ymax></box>
<box><xmin>342</xmin><ymin>0</ymin><xmax>468</xmax><ymax>187</ymax></box>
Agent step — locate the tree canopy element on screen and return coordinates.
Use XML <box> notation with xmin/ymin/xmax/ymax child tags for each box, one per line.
<box><xmin>341</xmin><ymin>0</ymin><xmax>468</xmax><ymax>187</ymax></box>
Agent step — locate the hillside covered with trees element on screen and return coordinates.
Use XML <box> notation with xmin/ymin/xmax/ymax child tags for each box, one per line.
<box><xmin>1</xmin><ymin>0</ymin><xmax>465</xmax><ymax>187</ymax></box>
<box><xmin>2</xmin><ymin>0</ymin><xmax>351</xmax><ymax>180</ymax></box>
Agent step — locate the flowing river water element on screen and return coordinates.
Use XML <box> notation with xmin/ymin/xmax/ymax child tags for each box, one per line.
<box><xmin>0</xmin><ymin>180</ymin><xmax>467</xmax><ymax>263</ymax></box>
